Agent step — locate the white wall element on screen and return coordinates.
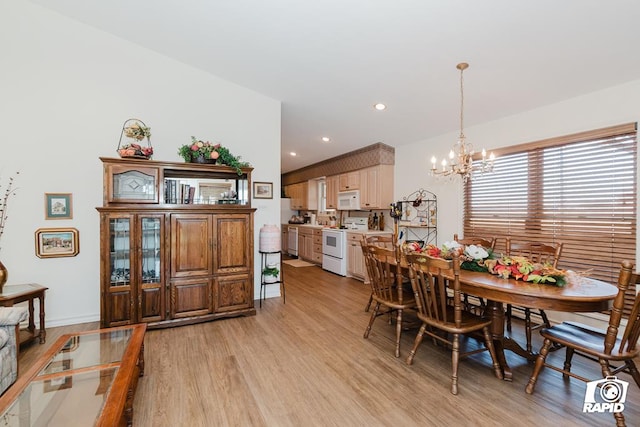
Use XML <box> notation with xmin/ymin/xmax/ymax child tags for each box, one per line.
<box><xmin>0</xmin><ymin>1</ymin><xmax>282</xmax><ymax>326</ymax></box>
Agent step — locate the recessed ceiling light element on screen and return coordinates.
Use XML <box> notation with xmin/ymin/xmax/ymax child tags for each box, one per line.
<box><xmin>322</xmin><ymin>137</ymin><xmax>331</xmax><ymax>142</ymax></box>
<box><xmin>374</xmin><ymin>103</ymin><xmax>386</xmax><ymax>111</ymax></box>
<box><xmin>289</xmin><ymin>152</ymin><xmax>297</xmax><ymax>156</ymax></box>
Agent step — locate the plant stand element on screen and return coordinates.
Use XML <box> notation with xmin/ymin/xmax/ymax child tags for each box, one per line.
<box><xmin>259</xmin><ymin>251</ymin><xmax>285</xmax><ymax>308</ymax></box>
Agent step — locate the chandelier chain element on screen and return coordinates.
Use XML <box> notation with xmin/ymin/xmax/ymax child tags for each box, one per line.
<box><xmin>459</xmin><ymin>65</ymin><xmax>465</xmax><ymax>139</ymax></box>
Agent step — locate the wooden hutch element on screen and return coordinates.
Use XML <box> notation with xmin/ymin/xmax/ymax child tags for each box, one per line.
<box><xmin>97</xmin><ymin>157</ymin><xmax>256</xmax><ymax>329</ymax></box>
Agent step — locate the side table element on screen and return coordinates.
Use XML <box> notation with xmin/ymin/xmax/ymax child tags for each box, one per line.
<box><xmin>0</xmin><ymin>283</ymin><xmax>48</xmax><ymax>347</ymax></box>
<box><xmin>259</xmin><ymin>251</ymin><xmax>285</xmax><ymax>308</ymax></box>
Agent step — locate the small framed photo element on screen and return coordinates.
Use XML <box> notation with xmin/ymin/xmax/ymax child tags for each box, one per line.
<box><xmin>35</xmin><ymin>228</ymin><xmax>80</xmax><ymax>258</ymax></box>
<box><xmin>45</xmin><ymin>193</ymin><xmax>73</xmax><ymax>220</ymax></box>
<box><xmin>253</xmin><ymin>182</ymin><xmax>273</xmax><ymax>199</ymax></box>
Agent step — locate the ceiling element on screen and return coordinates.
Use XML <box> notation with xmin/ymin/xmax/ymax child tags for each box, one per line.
<box><xmin>32</xmin><ymin>1</ymin><xmax>640</xmax><ymax>173</ymax></box>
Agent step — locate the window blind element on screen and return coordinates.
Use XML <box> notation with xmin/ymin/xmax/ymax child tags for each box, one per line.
<box><xmin>463</xmin><ymin>123</ymin><xmax>637</xmax><ymax>314</ymax></box>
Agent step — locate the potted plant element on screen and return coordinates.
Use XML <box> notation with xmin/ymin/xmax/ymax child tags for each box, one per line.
<box><xmin>178</xmin><ymin>136</ymin><xmax>251</xmax><ymax>175</ymax></box>
<box><xmin>262</xmin><ymin>265</ymin><xmax>280</xmax><ymax>283</ymax></box>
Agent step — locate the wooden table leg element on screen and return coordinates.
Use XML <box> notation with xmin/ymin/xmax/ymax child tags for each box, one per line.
<box><xmin>486</xmin><ymin>300</ymin><xmax>512</xmax><ymax>381</ymax></box>
<box><xmin>27</xmin><ymin>298</ymin><xmax>35</xmax><ymax>335</ymax></box>
<box><xmin>38</xmin><ymin>292</ymin><xmax>46</xmax><ymax>343</ymax></box>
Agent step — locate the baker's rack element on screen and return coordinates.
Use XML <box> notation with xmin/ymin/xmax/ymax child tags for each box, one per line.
<box><xmin>390</xmin><ymin>188</ymin><xmax>437</xmax><ymax>246</ymax></box>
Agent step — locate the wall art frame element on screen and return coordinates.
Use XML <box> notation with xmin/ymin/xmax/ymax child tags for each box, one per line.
<box><xmin>45</xmin><ymin>193</ymin><xmax>73</xmax><ymax>220</ymax></box>
<box><xmin>253</xmin><ymin>182</ymin><xmax>273</xmax><ymax>199</ymax></box>
<box><xmin>35</xmin><ymin>227</ymin><xmax>80</xmax><ymax>258</ymax></box>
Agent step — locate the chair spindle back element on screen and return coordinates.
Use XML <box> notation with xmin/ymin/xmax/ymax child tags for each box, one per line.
<box><xmin>505</xmin><ymin>238</ymin><xmax>563</xmax><ymax>268</ymax></box>
<box><xmin>362</xmin><ymin>245</ymin><xmax>403</xmax><ymax>303</ymax></box>
<box><xmin>617</xmin><ymin>270</ymin><xmax>640</xmax><ymax>354</ymax></box>
<box><xmin>406</xmin><ymin>253</ymin><xmax>462</xmax><ymax>327</ymax></box>
<box><xmin>453</xmin><ymin>234</ymin><xmax>496</xmax><ymax>250</ymax></box>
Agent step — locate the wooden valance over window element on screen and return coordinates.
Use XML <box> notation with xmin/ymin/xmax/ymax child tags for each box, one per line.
<box><xmin>464</xmin><ymin>123</ymin><xmax>637</xmax><ymax>315</ymax></box>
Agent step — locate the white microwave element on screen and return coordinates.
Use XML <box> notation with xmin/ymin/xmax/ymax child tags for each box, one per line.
<box><xmin>337</xmin><ymin>190</ymin><xmax>360</xmax><ymax>210</ymax></box>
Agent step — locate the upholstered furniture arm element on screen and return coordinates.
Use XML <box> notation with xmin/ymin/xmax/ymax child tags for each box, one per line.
<box><xmin>0</xmin><ymin>306</ymin><xmax>29</xmax><ymax>395</ymax></box>
<box><xmin>0</xmin><ymin>307</ymin><xmax>29</xmax><ymax>326</ymax></box>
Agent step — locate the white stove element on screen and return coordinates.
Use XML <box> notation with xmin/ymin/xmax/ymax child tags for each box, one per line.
<box><xmin>322</xmin><ymin>217</ymin><xmax>368</xmax><ymax>276</ymax></box>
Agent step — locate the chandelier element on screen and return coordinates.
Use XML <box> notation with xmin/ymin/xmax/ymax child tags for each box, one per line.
<box><xmin>430</xmin><ymin>62</ymin><xmax>495</xmax><ymax>182</ymax></box>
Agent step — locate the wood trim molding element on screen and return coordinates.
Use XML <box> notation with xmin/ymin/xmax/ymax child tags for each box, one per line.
<box><xmin>282</xmin><ymin>143</ymin><xmax>395</xmax><ymax>186</ymax></box>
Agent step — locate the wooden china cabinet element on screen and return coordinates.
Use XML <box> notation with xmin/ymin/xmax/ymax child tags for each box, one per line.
<box><xmin>97</xmin><ymin>157</ymin><xmax>256</xmax><ymax>329</ymax></box>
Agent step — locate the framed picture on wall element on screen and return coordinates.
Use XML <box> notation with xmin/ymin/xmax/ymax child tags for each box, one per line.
<box><xmin>45</xmin><ymin>193</ymin><xmax>73</xmax><ymax>220</ymax></box>
<box><xmin>35</xmin><ymin>227</ymin><xmax>80</xmax><ymax>258</ymax></box>
<box><xmin>253</xmin><ymin>182</ymin><xmax>273</xmax><ymax>199</ymax></box>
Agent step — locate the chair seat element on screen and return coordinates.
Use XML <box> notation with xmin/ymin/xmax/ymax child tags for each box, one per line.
<box><xmin>418</xmin><ymin>306</ymin><xmax>492</xmax><ymax>334</ymax></box>
<box><xmin>541</xmin><ymin>321</ymin><xmax>640</xmax><ymax>361</ymax></box>
<box><xmin>371</xmin><ymin>288</ymin><xmax>416</xmax><ymax>310</ymax></box>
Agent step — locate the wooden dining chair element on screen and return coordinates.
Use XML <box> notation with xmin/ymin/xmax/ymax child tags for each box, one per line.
<box><xmin>525</xmin><ymin>261</ymin><xmax>638</xmax><ymax>427</ymax></box>
<box><xmin>505</xmin><ymin>238</ymin><xmax>563</xmax><ymax>353</ymax></box>
<box><xmin>453</xmin><ymin>234</ymin><xmax>497</xmax><ymax>314</ymax></box>
<box><xmin>362</xmin><ymin>244</ymin><xmax>416</xmax><ymax>358</ymax></box>
<box><xmin>453</xmin><ymin>233</ymin><xmax>497</xmax><ymax>250</ymax></box>
<box><xmin>361</xmin><ymin>235</ymin><xmax>396</xmax><ymax>312</ymax></box>
<box><xmin>405</xmin><ymin>252</ymin><xmax>503</xmax><ymax>394</ymax></box>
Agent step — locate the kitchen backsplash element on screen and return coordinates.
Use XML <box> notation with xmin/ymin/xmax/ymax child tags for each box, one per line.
<box><xmin>301</xmin><ymin>209</ymin><xmax>390</xmax><ymax>231</ymax></box>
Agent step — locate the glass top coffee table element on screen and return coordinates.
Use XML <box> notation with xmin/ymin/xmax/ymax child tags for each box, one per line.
<box><xmin>0</xmin><ymin>324</ymin><xmax>146</xmax><ymax>427</ymax></box>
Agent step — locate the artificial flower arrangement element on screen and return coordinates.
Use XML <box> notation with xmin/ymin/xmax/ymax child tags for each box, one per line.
<box><xmin>483</xmin><ymin>256</ymin><xmax>567</xmax><ymax>286</ymax></box>
<box><xmin>406</xmin><ymin>240</ymin><xmax>566</xmax><ymax>286</ymax></box>
<box><xmin>178</xmin><ymin>136</ymin><xmax>250</xmax><ymax>175</ymax></box>
<box><xmin>118</xmin><ymin>119</ymin><xmax>153</xmax><ymax>159</ymax></box>
<box><xmin>124</xmin><ymin>121</ymin><xmax>151</xmax><ymax>140</ymax></box>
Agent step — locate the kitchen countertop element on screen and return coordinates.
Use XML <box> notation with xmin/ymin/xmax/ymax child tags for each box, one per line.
<box><xmin>283</xmin><ymin>223</ymin><xmax>393</xmax><ymax>233</ymax></box>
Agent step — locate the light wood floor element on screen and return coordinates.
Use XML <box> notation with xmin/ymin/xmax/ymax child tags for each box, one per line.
<box><xmin>17</xmin><ymin>263</ymin><xmax>640</xmax><ymax>426</ymax></box>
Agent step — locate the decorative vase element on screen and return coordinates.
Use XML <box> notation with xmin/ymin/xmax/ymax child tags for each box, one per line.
<box><xmin>0</xmin><ymin>260</ymin><xmax>7</xmax><ymax>293</ymax></box>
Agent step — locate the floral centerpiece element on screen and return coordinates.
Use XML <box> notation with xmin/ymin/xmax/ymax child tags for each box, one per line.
<box><xmin>118</xmin><ymin>119</ymin><xmax>153</xmax><ymax>159</ymax></box>
<box><xmin>178</xmin><ymin>136</ymin><xmax>250</xmax><ymax>175</ymax></box>
<box><xmin>407</xmin><ymin>240</ymin><xmax>566</xmax><ymax>287</ymax></box>
<box><xmin>483</xmin><ymin>256</ymin><xmax>566</xmax><ymax>286</ymax></box>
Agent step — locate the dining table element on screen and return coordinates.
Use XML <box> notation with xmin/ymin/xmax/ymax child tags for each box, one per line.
<box><xmin>450</xmin><ymin>269</ymin><xmax>619</xmax><ymax>380</ymax></box>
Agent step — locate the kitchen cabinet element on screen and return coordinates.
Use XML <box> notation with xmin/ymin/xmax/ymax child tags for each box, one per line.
<box><xmin>346</xmin><ymin>231</ymin><xmax>394</xmax><ymax>283</ymax></box>
<box><xmin>298</xmin><ymin>227</ymin><xmax>322</xmax><ymax>264</ymax></box>
<box><xmin>346</xmin><ymin>232</ymin><xmax>366</xmax><ymax>280</ymax></box>
<box><xmin>312</xmin><ymin>228</ymin><xmax>322</xmax><ymax>264</ymax></box>
<box><xmin>98</xmin><ymin>157</ymin><xmax>256</xmax><ymax>329</ymax></box>
<box><xmin>359</xmin><ymin>165</ymin><xmax>394</xmax><ymax>209</ymax></box>
<box><xmin>326</xmin><ymin>175</ymin><xmax>339</xmax><ymax>209</ymax></box>
<box><xmin>287</xmin><ymin>181</ymin><xmax>318</xmax><ymax>210</ymax></box>
<box><xmin>339</xmin><ymin>171</ymin><xmax>360</xmax><ymax>191</ymax></box>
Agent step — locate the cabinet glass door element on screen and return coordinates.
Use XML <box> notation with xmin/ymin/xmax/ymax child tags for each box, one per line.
<box><xmin>140</xmin><ymin>217</ymin><xmax>161</xmax><ymax>283</ymax></box>
<box><xmin>109</xmin><ymin>217</ymin><xmax>131</xmax><ymax>286</ymax></box>
<box><xmin>138</xmin><ymin>215</ymin><xmax>165</xmax><ymax>323</ymax></box>
<box><xmin>110</xmin><ymin>167</ymin><xmax>158</xmax><ymax>203</ymax></box>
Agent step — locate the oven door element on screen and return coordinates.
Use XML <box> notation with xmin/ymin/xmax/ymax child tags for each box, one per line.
<box><xmin>322</xmin><ymin>229</ymin><xmax>344</xmax><ymax>259</ymax></box>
